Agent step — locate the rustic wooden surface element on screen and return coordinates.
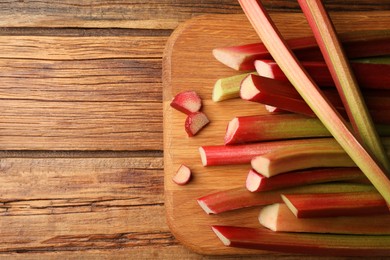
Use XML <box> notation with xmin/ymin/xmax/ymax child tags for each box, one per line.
<box><xmin>0</xmin><ymin>1</ymin><xmax>388</xmax><ymax>259</ymax></box>
<box><xmin>163</xmin><ymin>12</ymin><xmax>390</xmax><ymax>256</ymax></box>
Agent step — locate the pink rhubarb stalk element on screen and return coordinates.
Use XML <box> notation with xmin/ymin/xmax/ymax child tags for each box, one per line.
<box><xmin>255</xmin><ymin>59</ymin><xmax>390</xmax><ymax>89</ymax></box>
<box><xmin>297</xmin><ymin>0</ymin><xmax>390</xmax><ymax>173</ymax></box>
<box><xmin>246</xmin><ymin>167</ymin><xmax>365</xmax><ymax>192</ymax></box>
<box><xmin>240</xmin><ymin>74</ymin><xmax>390</xmax><ymax>124</ymax></box>
<box><xmin>197</xmin><ymin>183</ymin><xmax>374</xmax><ymax>214</ymax></box>
<box><xmin>238</xmin><ymin>0</ymin><xmax>390</xmax><ymax>204</ymax></box>
<box><xmin>281</xmin><ymin>192</ymin><xmax>389</xmax><ymax>218</ymax></box>
<box><xmin>259</xmin><ymin>203</ymin><xmax>390</xmax><ymax>235</ymax></box>
<box><xmin>212</xmin><ymin>225</ymin><xmax>390</xmax><ymax>256</ymax></box>
<box><xmin>212</xmin><ymin>30</ymin><xmax>390</xmax><ymax>71</ymax></box>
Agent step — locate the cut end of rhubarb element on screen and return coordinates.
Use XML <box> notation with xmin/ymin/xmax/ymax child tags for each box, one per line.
<box><xmin>185</xmin><ymin>112</ymin><xmax>210</xmax><ymax>137</ymax></box>
<box><xmin>246</xmin><ymin>169</ymin><xmax>265</xmax><ymax>192</ymax></box>
<box><xmin>224</xmin><ymin>117</ymin><xmax>239</xmax><ymax>145</ymax></box>
<box><xmin>281</xmin><ymin>194</ymin><xmax>299</xmax><ymax>217</ymax></box>
<box><xmin>251</xmin><ymin>156</ymin><xmax>271</xmax><ymax>177</ymax></box>
<box><xmin>198</xmin><ymin>147</ymin><xmax>207</xmax><ymax>166</ymax></box>
<box><xmin>254</xmin><ymin>60</ymin><xmax>276</xmax><ymax>78</ymax></box>
<box><xmin>212</xmin><ymin>48</ymin><xmax>243</xmax><ymax>71</ymax></box>
<box><xmin>258</xmin><ymin>203</ymin><xmax>280</xmax><ymax>231</ymax></box>
<box><xmin>197</xmin><ymin>198</ymin><xmax>215</xmax><ymax>214</ymax></box>
<box><xmin>212</xmin><ymin>79</ymin><xmax>225</xmax><ymax>102</ymax></box>
<box><xmin>240</xmin><ymin>74</ymin><xmax>259</xmax><ymax>100</ymax></box>
<box><xmin>170</xmin><ymin>90</ymin><xmax>202</xmax><ymax>115</ymax></box>
<box><xmin>172</xmin><ymin>164</ymin><xmax>192</xmax><ymax>185</ymax></box>
<box><xmin>211</xmin><ymin>226</ymin><xmax>231</xmax><ymax>246</ymax></box>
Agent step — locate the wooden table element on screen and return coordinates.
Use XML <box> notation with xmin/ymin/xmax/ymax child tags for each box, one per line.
<box><xmin>0</xmin><ymin>1</ymin><xmax>388</xmax><ymax>259</ymax></box>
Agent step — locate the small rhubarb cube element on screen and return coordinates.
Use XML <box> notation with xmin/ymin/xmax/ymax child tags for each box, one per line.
<box><xmin>185</xmin><ymin>112</ymin><xmax>210</xmax><ymax>137</ymax></box>
<box><xmin>170</xmin><ymin>90</ymin><xmax>202</xmax><ymax>115</ymax></box>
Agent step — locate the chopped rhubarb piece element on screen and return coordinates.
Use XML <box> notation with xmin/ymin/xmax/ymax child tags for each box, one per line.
<box><xmin>255</xmin><ymin>59</ymin><xmax>390</xmax><ymax>89</ymax></box>
<box><xmin>238</xmin><ymin>0</ymin><xmax>390</xmax><ymax>206</ymax></box>
<box><xmin>213</xmin><ymin>30</ymin><xmax>390</xmax><ymax>71</ymax></box>
<box><xmin>184</xmin><ymin>112</ymin><xmax>209</xmax><ymax>137</ymax></box>
<box><xmin>170</xmin><ymin>90</ymin><xmax>202</xmax><ymax>114</ymax></box>
<box><xmin>212</xmin><ymin>225</ymin><xmax>390</xmax><ymax>256</ymax></box>
<box><xmin>282</xmin><ymin>192</ymin><xmax>389</xmax><ymax>218</ymax></box>
<box><xmin>259</xmin><ymin>203</ymin><xmax>390</xmax><ymax>235</ymax></box>
<box><xmin>172</xmin><ymin>164</ymin><xmax>192</xmax><ymax>185</ymax></box>
<box><xmin>225</xmin><ymin>114</ymin><xmax>390</xmax><ymax>145</ymax></box>
<box><xmin>197</xmin><ymin>183</ymin><xmax>374</xmax><ymax>214</ymax></box>
<box><xmin>246</xmin><ymin>168</ymin><xmax>365</xmax><ymax>192</ymax></box>
<box><xmin>251</xmin><ymin>138</ymin><xmax>390</xmax><ymax>177</ymax></box>
<box><xmin>298</xmin><ymin>0</ymin><xmax>390</xmax><ymax>173</ymax></box>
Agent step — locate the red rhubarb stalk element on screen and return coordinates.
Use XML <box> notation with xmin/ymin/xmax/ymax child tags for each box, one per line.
<box><xmin>197</xmin><ymin>183</ymin><xmax>374</xmax><ymax>214</ymax></box>
<box><xmin>212</xmin><ymin>225</ymin><xmax>390</xmax><ymax>256</ymax></box>
<box><xmin>225</xmin><ymin>114</ymin><xmax>390</xmax><ymax>145</ymax></box>
<box><xmin>259</xmin><ymin>203</ymin><xmax>390</xmax><ymax>235</ymax></box>
<box><xmin>170</xmin><ymin>90</ymin><xmax>202</xmax><ymax>114</ymax></box>
<box><xmin>172</xmin><ymin>164</ymin><xmax>192</xmax><ymax>185</ymax></box>
<box><xmin>240</xmin><ymin>74</ymin><xmax>390</xmax><ymax>124</ymax></box>
<box><xmin>298</xmin><ymin>0</ymin><xmax>390</xmax><ymax>172</ymax></box>
<box><xmin>238</xmin><ymin>0</ymin><xmax>390</xmax><ymax>204</ymax></box>
<box><xmin>246</xmin><ymin>167</ymin><xmax>365</xmax><ymax>192</ymax></box>
<box><xmin>212</xmin><ymin>30</ymin><xmax>390</xmax><ymax>71</ymax></box>
<box><xmin>255</xmin><ymin>59</ymin><xmax>390</xmax><ymax>89</ymax></box>
<box><xmin>281</xmin><ymin>192</ymin><xmax>389</xmax><ymax>218</ymax></box>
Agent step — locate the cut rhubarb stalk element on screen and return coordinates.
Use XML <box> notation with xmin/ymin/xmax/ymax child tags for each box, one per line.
<box><xmin>240</xmin><ymin>74</ymin><xmax>390</xmax><ymax>124</ymax></box>
<box><xmin>225</xmin><ymin>114</ymin><xmax>390</xmax><ymax>145</ymax></box>
<box><xmin>251</xmin><ymin>138</ymin><xmax>390</xmax><ymax>177</ymax></box>
<box><xmin>212</xmin><ymin>225</ymin><xmax>390</xmax><ymax>256</ymax></box>
<box><xmin>255</xmin><ymin>59</ymin><xmax>390</xmax><ymax>90</ymax></box>
<box><xmin>212</xmin><ymin>73</ymin><xmax>255</xmax><ymax>102</ymax></box>
<box><xmin>184</xmin><ymin>112</ymin><xmax>209</xmax><ymax>137</ymax></box>
<box><xmin>281</xmin><ymin>192</ymin><xmax>389</xmax><ymax>218</ymax></box>
<box><xmin>172</xmin><ymin>164</ymin><xmax>192</xmax><ymax>185</ymax></box>
<box><xmin>259</xmin><ymin>203</ymin><xmax>390</xmax><ymax>235</ymax></box>
<box><xmin>170</xmin><ymin>90</ymin><xmax>202</xmax><ymax>114</ymax></box>
<box><xmin>197</xmin><ymin>183</ymin><xmax>374</xmax><ymax>214</ymax></box>
<box><xmin>264</xmin><ymin>105</ymin><xmax>284</xmax><ymax>113</ymax></box>
<box><xmin>238</xmin><ymin>0</ymin><xmax>390</xmax><ymax>205</ymax></box>
<box><xmin>212</xmin><ymin>30</ymin><xmax>390</xmax><ymax>71</ymax></box>
<box><xmin>246</xmin><ymin>168</ymin><xmax>365</xmax><ymax>192</ymax></box>
<box><xmin>200</xmin><ymin>137</ymin><xmax>333</xmax><ymax>166</ymax></box>
<box><xmin>298</xmin><ymin>0</ymin><xmax>390</xmax><ymax>173</ymax></box>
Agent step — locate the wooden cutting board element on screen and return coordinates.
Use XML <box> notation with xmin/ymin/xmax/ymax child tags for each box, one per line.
<box><xmin>163</xmin><ymin>12</ymin><xmax>390</xmax><ymax>256</ymax></box>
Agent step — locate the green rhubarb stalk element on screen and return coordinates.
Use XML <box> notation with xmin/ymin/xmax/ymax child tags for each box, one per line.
<box><xmin>259</xmin><ymin>203</ymin><xmax>390</xmax><ymax>235</ymax></box>
<box><xmin>212</xmin><ymin>225</ymin><xmax>390</xmax><ymax>256</ymax></box>
<box><xmin>212</xmin><ymin>72</ymin><xmax>256</xmax><ymax>102</ymax></box>
<box><xmin>298</xmin><ymin>0</ymin><xmax>390</xmax><ymax>172</ymax></box>
<box><xmin>238</xmin><ymin>0</ymin><xmax>390</xmax><ymax>204</ymax></box>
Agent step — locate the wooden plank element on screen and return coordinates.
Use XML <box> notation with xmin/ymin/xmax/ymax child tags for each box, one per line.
<box><xmin>163</xmin><ymin>12</ymin><xmax>390</xmax><ymax>255</ymax></box>
<box><xmin>0</xmin><ymin>1</ymin><xmax>387</xmax><ymax>29</ymax></box>
<box><xmin>0</xmin><ymin>156</ymin><xmax>167</xmax><ymax>252</ymax></box>
<box><xmin>0</xmin><ymin>36</ymin><xmax>166</xmax><ymax>150</ymax></box>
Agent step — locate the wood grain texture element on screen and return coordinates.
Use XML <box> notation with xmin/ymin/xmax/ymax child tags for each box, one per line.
<box><xmin>163</xmin><ymin>12</ymin><xmax>390</xmax><ymax>255</ymax></box>
<box><xmin>0</xmin><ymin>0</ymin><xmax>388</xmax><ymax>29</ymax></box>
<box><xmin>0</xmin><ymin>36</ymin><xmax>165</xmax><ymax>150</ymax></box>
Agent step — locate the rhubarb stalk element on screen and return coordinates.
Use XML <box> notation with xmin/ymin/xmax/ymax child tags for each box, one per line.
<box><xmin>259</xmin><ymin>203</ymin><xmax>390</xmax><ymax>235</ymax></box>
<box><xmin>281</xmin><ymin>192</ymin><xmax>389</xmax><ymax>218</ymax></box>
<box><xmin>297</xmin><ymin>0</ymin><xmax>390</xmax><ymax>172</ymax></box>
<box><xmin>238</xmin><ymin>0</ymin><xmax>390</xmax><ymax>204</ymax></box>
<box><xmin>197</xmin><ymin>183</ymin><xmax>374</xmax><ymax>214</ymax></box>
<box><xmin>212</xmin><ymin>225</ymin><xmax>390</xmax><ymax>256</ymax></box>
